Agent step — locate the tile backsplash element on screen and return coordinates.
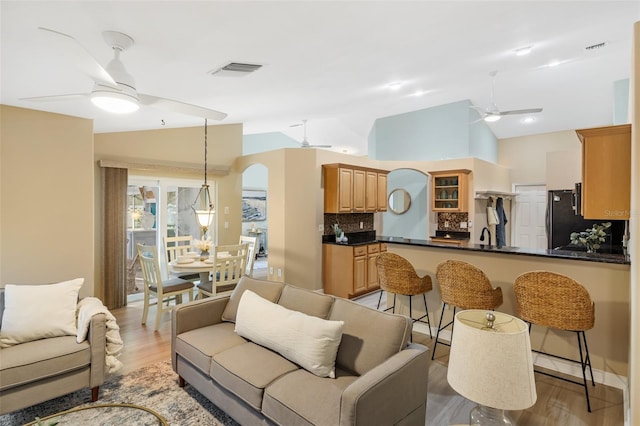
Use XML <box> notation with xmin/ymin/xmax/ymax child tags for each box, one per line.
<box><xmin>323</xmin><ymin>213</ymin><xmax>374</xmax><ymax>235</ymax></box>
<box><xmin>437</xmin><ymin>212</ymin><xmax>469</xmax><ymax>231</ymax></box>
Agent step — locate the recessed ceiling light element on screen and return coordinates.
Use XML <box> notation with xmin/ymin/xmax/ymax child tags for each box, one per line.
<box><xmin>484</xmin><ymin>115</ymin><xmax>501</xmax><ymax>123</ymax></box>
<box><xmin>412</xmin><ymin>90</ymin><xmax>427</xmax><ymax>97</ymax></box>
<box><xmin>514</xmin><ymin>45</ymin><xmax>533</xmax><ymax>56</ymax></box>
<box><xmin>547</xmin><ymin>60</ymin><xmax>561</xmax><ymax>67</ymax></box>
<box><xmin>522</xmin><ymin>117</ymin><xmax>536</xmax><ymax>124</ymax></box>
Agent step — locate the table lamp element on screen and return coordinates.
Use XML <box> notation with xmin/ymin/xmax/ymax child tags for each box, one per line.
<box><xmin>447</xmin><ymin>310</ymin><xmax>537</xmax><ymax>425</ymax></box>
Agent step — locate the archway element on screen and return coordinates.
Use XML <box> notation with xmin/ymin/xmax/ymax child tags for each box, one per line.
<box><xmin>242</xmin><ymin>163</ymin><xmax>269</xmax><ymax>278</ymax></box>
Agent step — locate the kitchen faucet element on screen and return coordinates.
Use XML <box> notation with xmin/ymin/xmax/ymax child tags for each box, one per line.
<box><xmin>480</xmin><ymin>227</ymin><xmax>492</xmax><ymax>247</ymax></box>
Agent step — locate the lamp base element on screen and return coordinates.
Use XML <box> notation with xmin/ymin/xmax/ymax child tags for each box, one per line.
<box><xmin>469</xmin><ymin>404</ymin><xmax>513</xmax><ymax>426</ymax></box>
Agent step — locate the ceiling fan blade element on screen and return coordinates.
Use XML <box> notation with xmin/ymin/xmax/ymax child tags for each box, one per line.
<box><xmin>38</xmin><ymin>27</ymin><xmax>118</xmax><ymax>89</ymax></box>
<box><xmin>138</xmin><ymin>94</ymin><xmax>227</xmax><ymax>120</ymax></box>
<box><xmin>21</xmin><ymin>93</ymin><xmax>89</xmax><ymax>102</ymax></box>
<box><xmin>499</xmin><ymin>108</ymin><xmax>543</xmax><ymax>116</ymax></box>
<box><xmin>310</xmin><ymin>145</ymin><xmax>332</xmax><ymax>148</ymax></box>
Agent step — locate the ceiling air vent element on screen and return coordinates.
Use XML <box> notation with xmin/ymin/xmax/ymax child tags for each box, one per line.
<box><xmin>209</xmin><ymin>62</ymin><xmax>263</xmax><ymax>77</ymax></box>
<box><xmin>584</xmin><ymin>41</ymin><xmax>608</xmax><ymax>51</ymax></box>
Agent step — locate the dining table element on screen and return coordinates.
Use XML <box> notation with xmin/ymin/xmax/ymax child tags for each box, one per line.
<box><xmin>169</xmin><ymin>252</ymin><xmax>231</xmax><ymax>285</ymax></box>
<box><xmin>170</xmin><ymin>259</ymin><xmax>214</xmax><ymax>285</ymax></box>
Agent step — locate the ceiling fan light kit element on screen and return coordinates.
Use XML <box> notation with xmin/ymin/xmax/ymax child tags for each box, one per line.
<box><xmin>90</xmin><ymin>89</ymin><xmax>139</xmax><ymax>114</ymax></box>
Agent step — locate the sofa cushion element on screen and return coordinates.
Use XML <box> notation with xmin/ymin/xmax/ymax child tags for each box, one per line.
<box><xmin>236</xmin><ymin>290</ymin><xmax>344</xmax><ymax>378</ymax></box>
<box><xmin>0</xmin><ymin>335</ymin><xmax>90</xmax><ymax>391</ymax></box>
<box><xmin>277</xmin><ymin>285</ymin><xmax>334</xmax><ymax>319</ymax></box>
<box><xmin>263</xmin><ymin>368</ymin><xmax>358</xmax><ymax>426</ymax></box>
<box><xmin>221</xmin><ymin>277</ymin><xmax>284</xmax><ymax>323</ymax></box>
<box><xmin>0</xmin><ymin>278</ymin><xmax>84</xmax><ymax>348</ymax></box>
<box><xmin>329</xmin><ymin>298</ymin><xmax>412</xmax><ymax>376</ymax></box>
<box><xmin>175</xmin><ymin>322</ymin><xmax>247</xmax><ymax>374</ymax></box>
<box><xmin>211</xmin><ymin>342</ymin><xmax>299</xmax><ymax>411</ymax></box>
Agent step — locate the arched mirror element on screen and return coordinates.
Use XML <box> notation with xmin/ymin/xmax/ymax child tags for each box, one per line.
<box><xmin>388</xmin><ymin>188</ymin><xmax>411</xmax><ymax>214</ymax></box>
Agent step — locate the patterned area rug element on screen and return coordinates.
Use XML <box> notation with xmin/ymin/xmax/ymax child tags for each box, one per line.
<box><xmin>0</xmin><ymin>361</ymin><xmax>239</xmax><ymax>425</ymax></box>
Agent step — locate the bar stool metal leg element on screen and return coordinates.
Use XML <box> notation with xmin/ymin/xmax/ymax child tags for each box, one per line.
<box><xmin>376</xmin><ymin>290</ymin><xmax>384</xmax><ymax>310</ymax></box>
<box><xmin>577</xmin><ymin>331</ymin><xmax>592</xmax><ymax>412</ymax></box>
<box><xmin>431</xmin><ymin>303</ymin><xmax>455</xmax><ymax>360</ymax></box>
<box><xmin>422</xmin><ymin>294</ymin><xmax>432</xmax><ymax>338</ymax></box>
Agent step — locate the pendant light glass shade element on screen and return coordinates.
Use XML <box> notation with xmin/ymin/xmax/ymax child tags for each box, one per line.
<box><xmin>192</xmin><ymin>119</ymin><xmax>215</xmax><ymax>236</ymax></box>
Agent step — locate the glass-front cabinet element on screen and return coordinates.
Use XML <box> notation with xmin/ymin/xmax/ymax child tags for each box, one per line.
<box><xmin>430</xmin><ymin>169</ymin><xmax>471</xmax><ymax>212</ymax></box>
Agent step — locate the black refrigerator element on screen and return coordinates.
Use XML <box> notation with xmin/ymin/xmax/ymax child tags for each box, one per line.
<box><xmin>546</xmin><ymin>190</ymin><xmax>625</xmax><ymax>252</ymax></box>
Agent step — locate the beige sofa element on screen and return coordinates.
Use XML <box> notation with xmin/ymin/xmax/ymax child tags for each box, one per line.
<box><xmin>172</xmin><ymin>277</ymin><xmax>430</xmax><ymax>426</ymax></box>
<box><xmin>0</xmin><ymin>289</ymin><xmax>107</xmax><ymax>415</ymax></box>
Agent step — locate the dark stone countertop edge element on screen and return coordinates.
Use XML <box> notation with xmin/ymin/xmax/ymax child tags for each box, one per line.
<box><xmin>375</xmin><ymin>236</ymin><xmax>631</xmax><ymax>265</ymax></box>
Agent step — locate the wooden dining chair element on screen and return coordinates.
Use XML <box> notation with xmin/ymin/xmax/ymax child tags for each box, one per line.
<box><xmin>164</xmin><ymin>235</ymin><xmax>199</xmax><ymax>281</ymax></box>
<box><xmin>239</xmin><ymin>235</ymin><xmax>258</xmax><ymax>277</ymax></box>
<box><xmin>137</xmin><ymin>243</ymin><xmax>195</xmax><ymax>331</ymax></box>
<box><xmin>196</xmin><ymin>243</ymin><xmax>248</xmax><ymax>298</ymax></box>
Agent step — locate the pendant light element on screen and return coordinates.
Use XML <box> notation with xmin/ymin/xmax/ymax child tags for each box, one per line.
<box><xmin>192</xmin><ymin>118</ymin><xmax>215</xmax><ymax>237</ymax></box>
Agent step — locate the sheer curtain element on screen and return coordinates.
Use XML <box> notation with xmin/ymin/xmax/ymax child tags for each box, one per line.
<box><xmin>103</xmin><ymin>167</ymin><xmax>128</xmax><ymax>309</ymax></box>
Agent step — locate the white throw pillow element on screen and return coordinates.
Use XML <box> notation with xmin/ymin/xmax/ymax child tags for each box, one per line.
<box><xmin>0</xmin><ymin>278</ymin><xmax>84</xmax><ymax>348</ymax></box>
<box><xmin>235</xmin><ymin>290</ymin><xmax>344</xmax><ymax>378</ymax></box>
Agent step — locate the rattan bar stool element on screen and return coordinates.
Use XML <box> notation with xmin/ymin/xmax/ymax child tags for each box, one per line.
<box><xmin>375</xmin><ymin>252</ymin><xmax>433</xmax><ymax>340</ymax></box>
<box><xmin>514</xmin><ymin>271</ymin><xmax>595</xmax><ymax>412</ymax></box>
<box><xmin>432</xmin><ymin>260</ymin><xmax>503</xmax><ymax>360</ymax></box>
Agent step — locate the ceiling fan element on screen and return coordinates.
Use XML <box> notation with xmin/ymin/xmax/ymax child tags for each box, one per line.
<box><xmin>21</xmin><ymin>27</ymin><xmax>227</xmax><ymax>120</ymax></box>
<box><xmin>291</xmin><ymin>120</ymin><xmax>331</xmax><ymax>148</ymax></box>
<box><xmin>471</xmin><ymin>70</ymin><xmax>542</xmax><ymax>123</ymax></box>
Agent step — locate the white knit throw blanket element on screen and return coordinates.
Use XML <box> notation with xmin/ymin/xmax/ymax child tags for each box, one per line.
<box><xmin>76</xmin><ymin>297</ymin><xmax>124</xmax><ymax>374</ymax></box>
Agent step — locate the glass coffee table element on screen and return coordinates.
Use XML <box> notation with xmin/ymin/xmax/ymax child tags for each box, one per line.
<box><xmin>23</xmin><ymin>403</ymin><xmax>168</xmax><ymax>425</ymax></box>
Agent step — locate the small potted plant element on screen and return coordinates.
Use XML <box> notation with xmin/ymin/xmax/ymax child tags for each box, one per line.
<box><xmin>570</xmin><ymin>222</ymin><xmax>611</xmax><ymax>253</ymax></box>
<box><xmin>194</xmin><ymin>238</ymin><xmax>213</xmax><ymax>260</ymax></box>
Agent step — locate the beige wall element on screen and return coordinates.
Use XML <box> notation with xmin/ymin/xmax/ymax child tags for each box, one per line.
<box><xmin>94</xmin><ymin>123</ymin><xmax>243</xmax><ymax>298</ymax></box>
<box><xmin>387</xmin><ymin>243</ymin><xmax>631</xmax><ymax>384</ymax></box>
<box><xmin>498</xmin><ymin>130</ymin><xmax>581</xmax><ymax>185</ymax></box>
<box><xmin>0</xmin><ymin>106</ymin><xmax>95</xmax><ymax>297</ymax></box>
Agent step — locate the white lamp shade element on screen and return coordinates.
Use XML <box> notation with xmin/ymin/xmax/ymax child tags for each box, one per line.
<box><xmin>195</xmin><ymin>209</ymin><xmax>215</xmax><ymax>227</ymax></box>
<box><xmin>447</xmin><ymin>310</ymin><xmax>537</xmax><ymax>411</ymax></box>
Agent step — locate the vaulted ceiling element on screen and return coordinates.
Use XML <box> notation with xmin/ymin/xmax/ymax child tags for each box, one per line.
<box><xmin>1</xmin><ymin>1</ymin><xmax>638</xmax><ymax>155</ymax></box>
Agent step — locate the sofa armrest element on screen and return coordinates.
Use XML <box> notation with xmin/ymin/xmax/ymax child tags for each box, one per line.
<box><xmin>171</xmin><ymin>296</ymin><xmax>230</xmax><ymax>370</ymax></box>
<box><xmin>88</xmin><ymin>312</ymin><xmax>107</xmax><ymax>388</ymax></box>
<box><xmin>340</xmin><ymin>343</ymin><xmax>430</xmax><ymax>426</ymax></box>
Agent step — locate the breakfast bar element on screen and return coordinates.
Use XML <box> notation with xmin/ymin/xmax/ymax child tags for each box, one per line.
<box><xmin>377</xmin><ymin>236</ymin><xmax>631</xmax><ymax>388</ymax></box>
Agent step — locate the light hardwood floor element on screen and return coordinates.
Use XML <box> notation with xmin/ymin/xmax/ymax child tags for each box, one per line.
<box><xmin>111</xmin><ymin>289</ymin><xmax>624</xmax><ymax>426</ymax></box>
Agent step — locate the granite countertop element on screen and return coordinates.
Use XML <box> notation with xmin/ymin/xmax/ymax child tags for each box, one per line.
<box><xmin>376</xmin><ymin>235</ymin><xmax>631</xmax><ymax>265</ymax></box>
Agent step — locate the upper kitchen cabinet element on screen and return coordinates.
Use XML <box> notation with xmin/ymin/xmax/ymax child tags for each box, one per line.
<box><xmin>430</xmin><ymin>169</ymin><xmax>471</xmax><ymax>212</ymax></box>
<box><xmin>377</xmin><ymin>173</ymin><xmax>388</xmax><ymax>211</ymax></box>
<box><xmin>323</xmin><ymin>164</ymin><xmax>388</xmax><ymax>213</ymax></box>
<box><xmin>576</xmin><ymin>124</ymin><xmax>631</xmax><ymax>220</ymax></box>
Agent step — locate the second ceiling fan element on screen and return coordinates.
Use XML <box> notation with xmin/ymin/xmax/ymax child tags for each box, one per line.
<box><xmin>472</xmin><ymin>70</ymin><xmax>542</xmax><ymax>122</ymax></box>
<box><xmin>293</xmin><ymin>120</ymin><xmax>331</xmax><ymax>148</ymax></box>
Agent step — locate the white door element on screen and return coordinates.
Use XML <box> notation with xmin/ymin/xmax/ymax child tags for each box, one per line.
<box><xmin>513</xmin><ymin>185</ymin><xmax>547</xmax><ymax>249</ymax></box>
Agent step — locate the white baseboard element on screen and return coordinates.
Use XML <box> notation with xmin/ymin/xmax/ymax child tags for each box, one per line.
<box><xmin>412</xmin><ymin>322</ymin><xmax>629</xmax><ymax>395</ymax></box>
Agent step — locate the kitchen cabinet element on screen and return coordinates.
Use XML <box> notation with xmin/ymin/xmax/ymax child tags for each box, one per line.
<box><xmin>353</xmin><ymin>169</ymin><xmax>366</xmax><ymax>212</ymax></box>
<box><xmin>430</xmin><ymin>170</ymin><xmax>471</xmax><ymax>212</ymax></box>
<box><xmin>365</xmin><ymin>171</ymin><xmax>378</xmax><ymax>211</ymax></box>
<box><xmin>323</xmin><ymin>164</ymin><xmax>388</xmax><ymax>213</ymax></box>
<box><xmin>323</xmin><ymin>242</ymin><xmax>387</xmax><ymax>299</ymax></box>
<box><xmin>377</xmin><ymin>173</ymin><xmax>388</xmax><ymax>211</ymax></box>
<box><xmin>324</xmin><ymin>166</ymin><xmax>353</xmax><ymax>213</ymax></box>
<box><xmin>576</xmin><ymin>124</ymin><xmax>631</xmax><ymax>220</ymax></box>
